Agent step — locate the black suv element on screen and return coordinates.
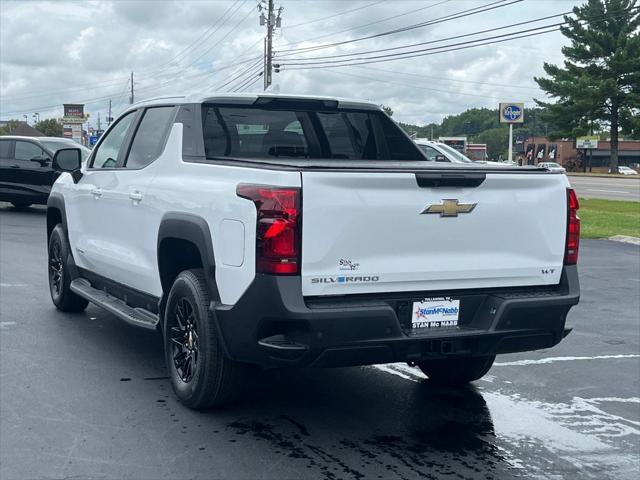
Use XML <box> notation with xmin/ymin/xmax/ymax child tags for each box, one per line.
<box><xmin>0</xmin><ymin>136</ymin><xmax>90</xmax><ymax>208</ymax></box>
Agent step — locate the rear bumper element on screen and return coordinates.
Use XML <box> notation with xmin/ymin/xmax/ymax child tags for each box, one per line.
<box><xmin>211</xmin><ymin>266</ymin><xmax>580</xmax><ymax>368</ymax></box>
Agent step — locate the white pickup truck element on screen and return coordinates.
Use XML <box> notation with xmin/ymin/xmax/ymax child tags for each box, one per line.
<box><xmin>46</xmin><ymin>94</ymin><xmax>580</xmax><ymax>409</ymax></box>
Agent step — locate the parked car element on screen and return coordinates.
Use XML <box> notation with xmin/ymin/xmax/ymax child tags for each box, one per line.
<box><xmin>537</xmin><ymin>162</ymin><xmax>566</xmax><ymax>173</ymax></box>
<box><xmin>0</xmin><ymin>136</ymin><xmax>90</xmax><ymax>208</ymax></box>
<box><xmin>415</xmin><ymin>139</ymin><xmax>511</xmax><ymax>167</ymax></box>
<box><xmin>613</xmin><ymin>166</ymin><xmax>638</xmax><ymax>175</ymax></box>
<box><xmin>46</xmin><ymin>94</ymin><xmax>580</xmax><ymax>409</ymax></box>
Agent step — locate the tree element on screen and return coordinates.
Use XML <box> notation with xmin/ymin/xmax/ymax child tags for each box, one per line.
<box><xmin>0</xmin><ymin>119</ymin><xmax>22</xmax><ymax>135</ymax></box>
<box><xmin>35</xmin><ymin>119</ymin><xmax>63</xmax><ymax>137</ymax></box>
<box><xmin>534</xmin><ymin>0</ymin><xmax>640</xmax><ymax>173</ymax></box>
<box><xmin>473</xmin><ymin>127</ymin><xmax>509</xmax><ymax>160</ymax></box>
<box><xmin>380</xmin><ymin>104</ymin><xmax>394</xmax><ymax>117</ymax></box>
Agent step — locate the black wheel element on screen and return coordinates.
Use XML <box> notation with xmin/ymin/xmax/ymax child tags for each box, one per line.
<box><xmin>416</xmin><ymin>355</ymin><xmax>495</xmax><ymax>386</ymax></box>
<box><xmin>48</xmin><ymin>224</ymin><xmax>89</xmax><ymax>312</ymax></box>
<box><xmin>164</xmin><ymin>269</ymin><xmax>247</xmax><ymax>409</ymax></box>
<box><xmin>11</xmin><ymin>202</ymin><xmax>31</xmax><ymax>210</ymax></box>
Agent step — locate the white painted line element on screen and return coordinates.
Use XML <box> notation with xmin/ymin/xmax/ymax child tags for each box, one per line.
<box><xmin>494</xmin><ymin>354</ymin><xmax>640</xmax><ymax>366</ymax></box>
<box><xmin>0</xmin><ymin>321</ymin><xmax>17</xmax><ymax>329</ymax></box>
<box><xmin>0</xmin><ymin>283</ymin><xmax>28</xmax><ymax>288</ymax></box>
<box><xmin>585</xmin><ymin>189</ymin><xmax>631</xmax><ymax>194</ymax></box>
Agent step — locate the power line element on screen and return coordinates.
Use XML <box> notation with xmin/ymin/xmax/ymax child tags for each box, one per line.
<box><xmin>276</xmin><ymin>6</ymin><xmax>638</xmax><ymax>69</ymax></box>
<box><xmin>233</xmin><ymin>69</ymin><xmax>264</xmax><ymax>92</ymax></box>
<box><xmin>237</xmin><ymin>73</ymin><xmax>264</xmax><ymax>92</ymax></box>
<box><xmin>351</xmin><ymin>66</ymin><xmax>543</xmax><ymax>92</ymax></box>
<box><xmin>280</xmin><ymin>28</ymin><xmax>559</xmax><ymax>70</ymax></box>
<box><xmin>323</xmin><ymin>69</ymin><xmax>537</xmax><ymax>103</ymax></box>
<box><xmin>276</xmin><ymin>0</ymin><xmax>452</xmax><ymax>53</ymax></box>
<box><xmin>135</xmin><ymin>0</ymin><xmax>247</xmax><ymax>76</ymax></box>
<box><xmin>276</xmin><ymin>10</ymin><xmax>573</xmax><ymax>62</ymax></box>
<box><xmin>284</xmin><ymin>0</ymin><xmax>385</xmax><ymax>29</ymax></box>
<box><xmin>275</xmin><ymin>0</ymin><xmax>519</xmax><ymax>55</ymax></box>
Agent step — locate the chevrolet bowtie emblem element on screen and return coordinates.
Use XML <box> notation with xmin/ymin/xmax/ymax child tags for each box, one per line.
<box><xmin>420</xmin><ymin>199</ymin><xmax>477</xmax><ymax>217</ymax></box>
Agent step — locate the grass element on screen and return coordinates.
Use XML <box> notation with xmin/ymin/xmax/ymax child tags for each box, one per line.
<box><xmin>579</xmin><ymin>198</ymin><xmax>640</xmax><ymax>239</ymax></box>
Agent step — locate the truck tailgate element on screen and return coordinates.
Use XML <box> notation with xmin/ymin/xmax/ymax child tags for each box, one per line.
<box><xmin>300</xmin><ymin>171</ymin><xmax>569</xmax><ymax>297</ymax></box>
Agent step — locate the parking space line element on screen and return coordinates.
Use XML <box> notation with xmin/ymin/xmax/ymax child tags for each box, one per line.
<box><xmin>493</xmin><ymin>354</ymin><xmax>640</xmax><ymax>366</ymax></box>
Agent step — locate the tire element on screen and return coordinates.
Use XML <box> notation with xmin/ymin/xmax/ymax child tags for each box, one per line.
<box><xmin>416</xmin><ymin>355</ymin><xmax>495</xmax><ymax>386</ymax></box>
<box><xmin>11</xmin><ymin>202</ymin><xmax>31</xmax><ymax>210</ymax></box>
<box><xmin>48</xmin><ymin>224</ymin><xmax>89</xmax><ymax>312</ymax></box>
<box><xmin>164</xmin><ymin>269</ymin><xmax>247</xmax><ymax>409</ymax></box>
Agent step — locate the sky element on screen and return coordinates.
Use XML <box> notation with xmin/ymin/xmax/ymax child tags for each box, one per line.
<box><xmin>0</xmin><ymin>0</ymin><xmax>583</xmax><ymax>128</ymax></box>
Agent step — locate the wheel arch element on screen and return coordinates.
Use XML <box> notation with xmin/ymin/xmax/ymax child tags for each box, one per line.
<box><xmin>157</xmin><ymin>213</ymin><xmax>220</xmax><ymax>303</ymax></box>
<box><xmin>46</xmin><ymin>193</ymin><xmax>67</xmax><ymax>241</ymax></box>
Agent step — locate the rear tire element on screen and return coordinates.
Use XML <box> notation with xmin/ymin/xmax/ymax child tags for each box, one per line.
<box><xmin>164</xmin><ymin>269</ymin><xmax>247</xmax><ymax>409</ymax></box>
<box><xmin>48</xmin><ymin>224</ymin><xmax>89</xmax><ymax>312</ymax></box>
<box><xmin>11</xmin><ymin>202</ymin><xmax>31</xmax><ymax>210</ymax></box>
<box><xmin>416</xmin><ymin>355</ymin><xmax>495</xmax><ymax>386</ymax></box>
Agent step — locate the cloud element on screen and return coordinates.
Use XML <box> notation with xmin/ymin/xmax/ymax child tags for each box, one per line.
<box><xmin>0</xmin><ymin>0</ymin><xmax>573</xmax><ymax>126</ymax></box>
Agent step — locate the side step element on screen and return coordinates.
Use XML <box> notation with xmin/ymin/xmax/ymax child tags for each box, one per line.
<box><xmin>70</xmin><ymin>278</ymin><xmax>159</xmax><ymax>330</ymax></box>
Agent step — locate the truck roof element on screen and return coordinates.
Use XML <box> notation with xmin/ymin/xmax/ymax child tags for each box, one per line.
<box><xmin>128</xmin><ymin>92</ymin><xmax>380</xmax><ymax>112</ymax></box>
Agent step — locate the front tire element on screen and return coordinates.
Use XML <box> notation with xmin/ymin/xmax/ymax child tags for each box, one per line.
<box><xmin>164</xmin><ymin>269</ymin><xmax>247</xmax><ymax>409</ymax></box>
<box><xmin>416</xmin><ymin>355</ymin><xmax>495</xmax><ymax>386</ymax></box>
<box><xmin>48</xmin><ymin>224</ymin><xmax>88</xmax><ymax>312</ymax></box>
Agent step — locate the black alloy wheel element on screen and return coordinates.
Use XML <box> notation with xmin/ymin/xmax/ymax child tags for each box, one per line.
<box><xmin>170</xmin><ymin>298</ymin><xmax>199</xmax><ymax>383</ymax></box>
<box><xmin>49</xmin><ymin>242</ymin><xmax>63</xmax><ymax>297</ymax></box>
<box><xmin>47</xmin><ymin>224</ymin><xmax>88</xmax><ymax>312</ymax></box>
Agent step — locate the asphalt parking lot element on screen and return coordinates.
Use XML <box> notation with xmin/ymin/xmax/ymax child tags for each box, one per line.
<box><xmin>568</xmin><ymin>175</ymin><xmax>640</xmax><ymax>201</ymax></box>
<box><xmin>1</xmin><ymin>204</ymin><xmax>639</xmax><ymax>480</ymax></box>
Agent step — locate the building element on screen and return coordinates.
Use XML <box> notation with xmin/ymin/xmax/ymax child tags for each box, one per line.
<box><xmin>0</xmin><ymin>121</ymin><xmax>45</xmax><ymax>137</ymax></box>
<box><xmin>522</xmin><ymin>136</ymin><xmax>640</xmax><ymax>171</ymax></box>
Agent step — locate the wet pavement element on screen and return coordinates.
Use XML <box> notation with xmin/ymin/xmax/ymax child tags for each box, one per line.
<box><xmin>1</xmin><ymin>204</ymin><xmax>639</xmax><ymax>480</ymax></box>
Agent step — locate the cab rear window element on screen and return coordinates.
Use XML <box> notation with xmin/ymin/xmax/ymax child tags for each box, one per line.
<box><xmin>201</xmin><ymin>104</ymin><xmax>423</xmax><ymax>161</ymax></box>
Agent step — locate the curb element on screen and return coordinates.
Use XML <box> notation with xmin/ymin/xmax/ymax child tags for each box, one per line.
<box><xmin>566</xmin><ymin>173</ymin><xmax>640</xmax><ymax>180</ymax></box>
<box><xmin>608</xmin><ymin>235</ymin><xmax>640</xmax><ymax>245</ymax></box>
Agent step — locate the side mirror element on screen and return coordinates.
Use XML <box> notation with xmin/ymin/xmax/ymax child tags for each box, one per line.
<box><xmin>52</xmin><ymin>148</ymin><xmax>82</xmax><ymax>183</ymax></box>
<box><xmin>53</xmin><ymin>148</ymin><xmax>81</xmax><ymax>172</ymax></box>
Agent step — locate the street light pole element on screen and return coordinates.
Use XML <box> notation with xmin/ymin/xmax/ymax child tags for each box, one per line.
<box><xmin>508</xmin><ymin>124</ymin><xmax>513</xmax><ymax>163</ymax></box>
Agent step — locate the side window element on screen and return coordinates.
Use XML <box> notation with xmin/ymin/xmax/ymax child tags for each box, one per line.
<box><xmin>378</xmin><ymin>116</ymin><xmax>423</xmax><ymax>161</ymax></box>
<box><xmin>418</xmin><ymin>145</ymin><xmax>439</xmax><ymax>161</ymax></box>
<box><xmin>125</xmin><ymin>107</ymin><xmax>175</xmax><ymax>169</ymax></box>
<box><xmin>0</xmin><ymin>140</ymin><xmax>12</xmax><ymax>159</ymax></box>
<box><xmin>14</xmin><ymin>141</ymin><xmax>45</xmax><ymax>161</ymax></box>
<box><xmin>91</xmin><ymin>111</ymin><xmax>136</xmax><ymax>169</ymax></box>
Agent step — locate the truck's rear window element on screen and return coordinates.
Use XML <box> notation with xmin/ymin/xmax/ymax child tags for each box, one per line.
<box><xmin>201</xmin><ymin>104</ymin><xmax>423</xmax><ymax>161</ymax></box>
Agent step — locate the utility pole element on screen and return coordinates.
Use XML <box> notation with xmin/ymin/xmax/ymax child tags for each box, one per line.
<box><xmin>129</xmin><ymin>72</ymin><xmax>134</xmax><ymax>104</ymax></box>
<box><xmin>107</xmin><ymin>99</ymin><xmax>112</xmax><ymax>126</ymax></box>
<box><xmin>259</xmin><ymin>0</ymin><xmax>282</xmax><ymax>91</ymax></box>
<box><xmin>97</xmin><ymin>112</ymin><xmax>101</xmax><ymax>131</ymax></box>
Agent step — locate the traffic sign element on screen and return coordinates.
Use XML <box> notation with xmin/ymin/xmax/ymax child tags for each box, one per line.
<box><xmin>499</xmin><ymin>103</ymin><xmax>525</xmax><ymax>124</ymax></box>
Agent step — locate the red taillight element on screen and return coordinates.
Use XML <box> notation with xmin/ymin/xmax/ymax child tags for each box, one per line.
<box><xmin>237</xmin><ymin>184</ymin><xmax>301</xmax><ymax>275</ymax></box>
<box><xmin>565</xmin><ymin>188</ymin><xmax>580</xmax><ymax>265</ymax></box>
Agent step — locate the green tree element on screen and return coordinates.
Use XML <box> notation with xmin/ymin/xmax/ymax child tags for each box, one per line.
<box><xmin>0</xmin><ymin>119</ymin><xmax>22</xmax><ymax>135</ymax></box>
<box><xmin>35</xmin><ymin>119</ymin><xmax>63</xmax><ymax>137</ymax></box>
<box><xmin>534</xmin><ymin>0</ymin><xmax>640</xmax><ymax>173</ymax></box>
<box><xmin>472</xmin><ymin>127</ymin><xmax>509</xmax><ymax>160</ymax></box>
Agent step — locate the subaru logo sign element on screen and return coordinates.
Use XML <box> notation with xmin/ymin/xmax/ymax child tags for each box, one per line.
<box><xmin>499</xmin><ymin>102</ymin><xmax>525</xmax><ymax>124</ymax></box>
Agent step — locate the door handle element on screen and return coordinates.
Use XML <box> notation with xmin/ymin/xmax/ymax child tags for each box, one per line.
<box><xmin>129</xmin><ymin>191</ymin><xmax>143</xmax><ymax>202</ymax></box>
<box><xmin>10</xmin><ymin>164</ymin><xmax>20</xmax><ymax>169</ymax></box>
<box><xmin>91</xmin><ymin>188</ymin><xmax>102</xmax><ymax>198</ymax></box>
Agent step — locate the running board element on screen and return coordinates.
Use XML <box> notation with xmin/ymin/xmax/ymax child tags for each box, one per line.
<box><xmin>70</xmin><ymin>278</ymin><xmax>159</xmax><ymax>330</ymax></box>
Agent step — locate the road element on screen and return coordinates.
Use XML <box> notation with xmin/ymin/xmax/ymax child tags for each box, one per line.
<box><xmin>1</xmin><ymin>204</ymin><xmax>639</xmax><ymax>480</ymax></box>
<box><xmin>568</xmin><ymin>175</ymin><xmax>640</xmax><ymax>201</ymax></box>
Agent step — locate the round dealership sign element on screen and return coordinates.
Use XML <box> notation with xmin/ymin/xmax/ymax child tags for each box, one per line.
<box><xmin>499</xmin><ymin>103</ymin><xmax>525</xmax><ymax>124</ymax></box>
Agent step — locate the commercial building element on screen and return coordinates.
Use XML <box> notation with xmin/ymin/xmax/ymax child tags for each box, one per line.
<box><xmin>522</xmin><ymin>136</ymin><xmax>640</xmax><ymax>171</ymax></box>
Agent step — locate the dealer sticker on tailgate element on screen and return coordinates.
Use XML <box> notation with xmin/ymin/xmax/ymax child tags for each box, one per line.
<box><xmin>411</xmin><ymin>297</ymin><xmax>460</xmax><ymax>329</ymax></box>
